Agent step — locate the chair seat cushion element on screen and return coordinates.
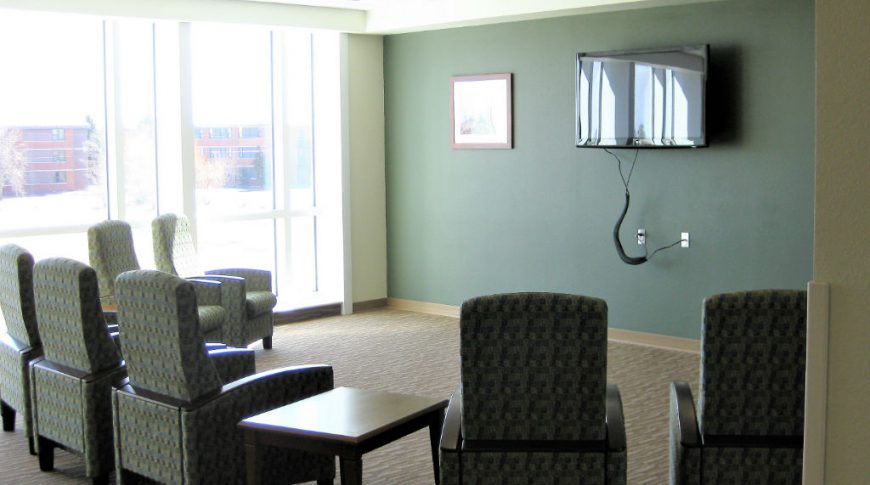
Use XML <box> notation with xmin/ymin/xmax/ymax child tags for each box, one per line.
<box><xmin>245</xmin><ymin>291</ymin><xmax>277</xmax><ymax>318</ymax></box>
<box><xmin>198</xmin><ymin>305</ymin><xmax>226</xmax><ymax>335</ymax></box>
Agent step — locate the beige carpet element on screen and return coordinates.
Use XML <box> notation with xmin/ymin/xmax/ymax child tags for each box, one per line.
<box><xmin>0</xmin><ymin>308</ymin><xmax>699</xmax><ymax>484</ymax></box>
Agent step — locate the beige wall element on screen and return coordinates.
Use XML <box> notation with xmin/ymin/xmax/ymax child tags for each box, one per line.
<box><xmin>814</xmin><ymin>0</ymin><xmax>870</xmax><ymax>482</ymax></box>
<box><xmin>347</xmin><ymin>34</ymin><xmax>388</xmax><ymax>303</ymax></box>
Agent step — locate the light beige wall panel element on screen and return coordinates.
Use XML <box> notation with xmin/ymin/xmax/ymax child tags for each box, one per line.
<box><xmin>347</xmin><ymin>34</ymin><xmax>388</xmax><ymax>303</ymax></box>
<box><xmin>814</xmin><ymin>0</ymin><xmax>870</xmax><ymax>483</ymax></box>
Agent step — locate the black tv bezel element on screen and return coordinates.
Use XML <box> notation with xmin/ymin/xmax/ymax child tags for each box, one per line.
<box><xmin>574</xmin><ymin>44</ymin><xmax>709</xmax><ymax>149</ymax></box>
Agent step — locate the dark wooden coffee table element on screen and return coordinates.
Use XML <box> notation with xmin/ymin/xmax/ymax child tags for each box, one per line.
<box><xmin>239</xmin><ymin>386</ymin><xmax>448</xmax><ymax>485</ymax></box>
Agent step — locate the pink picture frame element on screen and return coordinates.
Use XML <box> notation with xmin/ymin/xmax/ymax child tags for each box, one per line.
<box><xmin>450</xmin><ymin>73</ymin><xmax>513</xmax><ymax>149</ymax></box>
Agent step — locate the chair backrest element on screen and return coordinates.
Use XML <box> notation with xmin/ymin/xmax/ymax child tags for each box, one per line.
<box><xmin>152</xmin><ymin>213</ymin><xmax>200</xmax><ymax>277</ymax></box>
<box><xmin>88</xmin><ymin>220</ymin><xmax>141</xmax><ymax>301</ymax></box>
<box><xmin>459</xmin><ymin>292</ymin><xmax>608</xmax><ymax>441</ymax></box>
<box><xmin>115</xmin><ymin>269</ymin><xmax>221</xmax><ymax>402</ymax></box>
<box><xmin>699</xmin><ymin>289</ymin><xmax>806</xmax><ymax>437</ymax></box>
<box><xmin>0</xmin><ymin>244</ymin><xmax>40</xmax><ymax>347</ymax></box>
<box><xmin>33</xmin><ymin>258</ymin><xmax>120</xmax><ymax>374</ymax></box>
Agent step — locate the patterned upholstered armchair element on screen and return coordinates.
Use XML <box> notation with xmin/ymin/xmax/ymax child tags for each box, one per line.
<box><xmin>112</xmin><ymin>269</ymin><xmax>334</xmax><ymax>485</ymax></box>
<box><xmin>89</xmin><ymin>219</ymin><xmax>231</xmax><ymax>344</ymax></box>
<box><xmin>30</xmin><ymin>258</ymin><xmax>125</xmax><ymax>484</ymax></box>
<box><xmin>670</xmin><ymin>290</ymin><xmax>806</xmax><ymax>485</ymax></box>
<box><xmin>152</xmin><ymin>213</ymin><xmax>276</xmax><ymax>349</ymax></box>
<box><xmin>440</xmin><ymin>292</ymin><xmax>627</xmax><ymax>485</ymax></box>
<box><xmin>0</xmin><ymin>244</ymin><xmax>42</xmax><ymax>455</ymax></box>
<box><xmin>87</xmin><ymin>220</ymin><xmax>141</xmax><ymax>307</ymax></box>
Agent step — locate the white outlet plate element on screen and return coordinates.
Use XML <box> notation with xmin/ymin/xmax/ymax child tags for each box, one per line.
<box><xmin>681</xmin><ymin>232</ymin><xmax>690</xmax><ymax>248</ymax></box>
<box><xmin>637</xmin><ymin>228</ymin><xmax>646</xmax><ymax>246</ymax></box>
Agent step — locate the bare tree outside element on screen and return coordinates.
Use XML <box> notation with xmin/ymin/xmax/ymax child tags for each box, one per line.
<box><xmin>0</xmin><ymin>127</ymin><xmax>27</xmax><ymax>200</ymax></box>
<box><xmin>195</xmin><ymin>147</ymin><xmax>230</xmax><ymax>190</ymax></box>
<box><xmin>82</xmin><ymin>115</ymin><xmax>103</xmax><ymax>185</ymax></box>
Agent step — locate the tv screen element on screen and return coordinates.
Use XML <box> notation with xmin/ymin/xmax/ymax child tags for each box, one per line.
<box><xmin>575</xmin><ymin>45</ymin><xmax>708</xmax><ymax>148</ymax></box>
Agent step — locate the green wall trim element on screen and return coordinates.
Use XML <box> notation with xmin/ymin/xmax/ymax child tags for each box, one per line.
<box><xmin>383</xmin><ymin>0</ymin><xmax>814</xmax><ymax>339</ymax></box>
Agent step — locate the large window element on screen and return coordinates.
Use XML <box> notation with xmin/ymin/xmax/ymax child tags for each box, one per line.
<box><xmin>0</xmin><ymin>10</ymin><xmax>342</xmax><ymax>310</ymax></box>
<box><xmin>0</xmin><ymin>11</ymin><xmax>107</xmax><ymax>263</ymax></box>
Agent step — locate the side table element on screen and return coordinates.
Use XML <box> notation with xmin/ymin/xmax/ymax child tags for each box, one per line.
<box><xmin>239</xmin><ymin>387</ymin><xmax>448</xmax><ymax>485</ymax></box>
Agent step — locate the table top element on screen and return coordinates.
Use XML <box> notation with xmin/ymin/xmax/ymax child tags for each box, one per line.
<box><xmin>239</xmin><ymin>387</ymin><xmax>447</xmax><ymax>445</ymax></box>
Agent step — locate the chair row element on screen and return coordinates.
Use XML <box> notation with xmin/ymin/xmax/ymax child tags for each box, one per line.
<box><xmin>90</xmin><ymin>213</ymin><xmax>276</xmax><ymax>349</ymax></box>
<box><xmin>0</xmin><ymin>245</ymin><xmax>333</xmax><ymax>484</ymax></box>
<box><xmin>438</xmin><ymin>290</ymin><xmax>806</xmax><ymax>485</ymax></box>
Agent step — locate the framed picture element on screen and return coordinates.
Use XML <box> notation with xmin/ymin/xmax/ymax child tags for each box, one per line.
<box><xmin>450</xmin><ymin>73</ymin><xmax>512</xmax><ymax>149</ymax></box>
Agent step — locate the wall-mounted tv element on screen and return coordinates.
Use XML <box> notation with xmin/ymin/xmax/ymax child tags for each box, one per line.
<box><xmin>575</xmin><ymin>45</ymin><xmax>708</xmax><ymax>148</ymax></box>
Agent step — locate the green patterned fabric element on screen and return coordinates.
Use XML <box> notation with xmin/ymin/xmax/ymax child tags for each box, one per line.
<box><xmin>112</xmin><ymin>269</ymin><xmax>334</xmax><ymax>485</ymax></box>
<box><xmin>87</xmin><ymin>220</ymin><xmax>141</xmax><ymax>306</ymax></box>
<box><xmin>152</xmin><ymin>213</ymin><xmax>201</xmax><ymax>277</ymax></box>
<box><xmin>152</xmin><ymin>213</ymin><xmax>276</xmax><ymax>348</ymax></box>
<box><xmin>701</xmin><ymin>447</ymin><xmax>803</xmax><ymax>484</ymax></box>
<box><xmin>700</xmin><ymin>290</ymin><xmax>806</xmax><ymax>437</ymax></box>
<box><xmin>669</xmin><ymin>290</ymin><xmax>807</xmax><ymax>485</ymax></box>
<box><xmin>32</xmin><ymin>258</ymin><xmax>120</xmax><ymax>373</ymax></box>
<box><xmin>443</xmin><ymin>293</ymin><xmax>626</xmax><ymax>485</ymax></box>
<box><xmin>462</xmin><ymin>452</ymin><xmax>605</xmax><ymax>484</ymax></box>
<box><xmin>115</xmin><ymin>270</ymin><xmax>222</xmax><ymax>402</ymax></box>
<box><xmin>0</xmin><ymin>244</ymin><xmax>42</xmax><ymax>446</ymax></box>
<box><xmin>460</xmin><ymin>292</ymin><xmax>607</xmax><ymax>441</ymax></box>
<box><xmin>30</xmin><ymin>257</ymin><xmax>125</xmax><ymax>479</ymax></box>
<box><xmin>188</xmin><ymin>278</ymin><xmax>228</xmax><ymax>342</ymax></box>
<box><xmin>207</xmin><ymin>348</ymin><xmax>257</xmax><ymax>384</ymax></box>
<box><xmin>198</xmin><ymin>273</ymin><xmax>273</xmax><ymax>348</ymax></box>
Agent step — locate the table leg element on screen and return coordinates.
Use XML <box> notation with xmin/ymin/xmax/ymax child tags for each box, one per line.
<box><xmin>244</xmin><ymin>431</ymin><xmax>260</xmax><ymax>485</ymax></box>
<box><xmin>429</xmin><ymin>409</ymin><xmax>445</xmax><ymax>485</ymax></box>
<box><xmin>339</xmin><ymin>455</ymin><xmax>363</xmax><ymax>485</ymax></box>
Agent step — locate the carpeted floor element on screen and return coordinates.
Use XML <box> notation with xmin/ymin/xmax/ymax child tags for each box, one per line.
<box><xmin>0</xmin><ymin>308</ymin><xmax>699</xmax><ymax>484</ymax></box>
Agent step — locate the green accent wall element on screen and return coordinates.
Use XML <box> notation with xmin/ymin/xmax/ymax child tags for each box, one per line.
<box><xmin>383</xmin><ymin>0</ymin><xmax>814</xmax><ymax>339</ymax></box>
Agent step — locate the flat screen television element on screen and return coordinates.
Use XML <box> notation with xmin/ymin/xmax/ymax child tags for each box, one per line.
<box><xmin>575</xmin><ymin>45</ymin><xmax>708</xmax><ymax>148</ymax></box>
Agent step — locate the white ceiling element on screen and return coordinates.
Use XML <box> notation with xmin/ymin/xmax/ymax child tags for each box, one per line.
<box><xmin>242</xmin><ymin>0</ymin><xmax>723</xmax><ymax>33</ymax></box>
<box><xmin>245</xmin><ymin>0</ymin><xmax>381</xmax><ymax>10</ymax></box>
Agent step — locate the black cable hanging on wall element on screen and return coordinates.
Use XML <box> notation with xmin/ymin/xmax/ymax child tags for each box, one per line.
<box><xmin>604</xmin><ymin>148</ymin><xmax>685</xmax><ymax>265</ymax></box>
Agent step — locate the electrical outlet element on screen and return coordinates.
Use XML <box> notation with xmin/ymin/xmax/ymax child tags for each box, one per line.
<box><xmin>681</xmin><ymin>232</ymin><xmax>690</xmax><ymax>248</ymax></box>
<box><xmin>637</xmin><ymin>229</ymin><xmax>646</xmax><ymax>246</ymax></box>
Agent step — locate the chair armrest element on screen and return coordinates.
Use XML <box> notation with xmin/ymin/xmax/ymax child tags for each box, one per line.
<box><xmin>207</xmin><ymin>348</ymin><xmax>256</xmax><ymax>383</ymax></box>
<box><xmin>206</xmin><ymin>268</ymin><xmax>272</xmax><ymax>291</ymax></box>
<box><xmin>33</xmin><ymin>359</ymin><xmax>126</xmax><ymax>385</ymax></box>
<box><xmin>1</xmin><ymin>332</ymin><xmax>40</xmax><ymax>355</ymax></box>
<box><xmin>185</xmin><ymin>365</ymin><xmax>333</xmax><ymax>413</ymax></box>
<box><xmin>671</xmin><ymin>381</ymin><xmax>700</xmax><ymax>447</ymax></box>
<box><xmin>606</xmin><ymin>383</ymin><xmax>627</xmax><ymax>452</ymax></box>
<box><xmin>187</xmin><ymin>278</ymin><xmax>223</xmax><ymax>306</ymax></box>
<box><xmin>440</xmin><ymin>386</ymin><xmax>463</xmax><ymax>452</ymax></box>
<box><xmin>670</xmin><ymin>381</ymin><xmax>701</xmax><ymax>485</ymax></box>
<box><xmin>192</xmin><ymin>275</ymin><xmax>246</xmax><ymax>309</ymax></box>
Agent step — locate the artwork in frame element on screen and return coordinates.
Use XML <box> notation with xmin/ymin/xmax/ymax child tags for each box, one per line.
<box><xmin>450</xmin><ymin>73</ymin><xmax>513</xmax><ymax>149</ymax></box>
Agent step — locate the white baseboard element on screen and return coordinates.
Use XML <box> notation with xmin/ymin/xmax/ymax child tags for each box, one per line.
<box><xmin>387</xmin><ymin>297</ymin><xmax>700</xmax><ymax>353</ymax></box>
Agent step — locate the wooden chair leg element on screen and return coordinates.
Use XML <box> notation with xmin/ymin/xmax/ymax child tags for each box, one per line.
<box><xmin>28</xmin><ymin>436</ymin><xmax>36</xmax><ymax>456</ymax></box>
<box><xmin>262</xmin><ymin>336</ymin><xmax>272</xmax><ymax>350</ymax></box>
<box><xmin>1</xmin><ymin>400</ymin><xmax>14</xmax><ymax>431</ymax></box>
<box><xmin>38</xmin><ymin>436</ymin><xmax>55</xmax><ymax>471</ymax></box>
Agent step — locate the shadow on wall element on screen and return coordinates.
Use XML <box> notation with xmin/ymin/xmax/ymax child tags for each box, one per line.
<box><xmin>707</xmin><ymin>45</ymin><xmax>743</xmax><ymax>145</ymax></box>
